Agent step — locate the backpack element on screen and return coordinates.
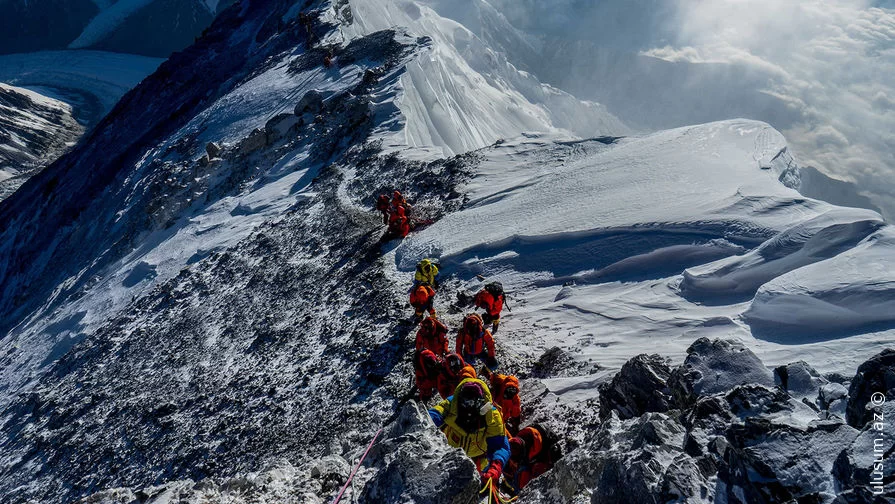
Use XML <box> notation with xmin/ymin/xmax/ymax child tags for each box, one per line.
<box><xmin>529</xmin><ymin>423</ymin><xmax>562</xmax><ymax>464</ymax></box>
<box><xmin>410</xmin><ymin>285</ymin><xmax>431</xmax><ymax>305</ymax></box>
<box><xmin>485</xmin><ymin>281</ymin><xmax>503</xmax><ymax>298</ymax></box>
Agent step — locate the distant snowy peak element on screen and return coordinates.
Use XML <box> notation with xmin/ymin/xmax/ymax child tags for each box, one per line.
<box><xmin>0</xmin><ymin>83</ymin><xmax>83</xmax><ymax>200</ymax></box>
<box><xmin>346</xmin><ymin>0</ymin><xmax>629</xmax><ymax>156</ymax></box>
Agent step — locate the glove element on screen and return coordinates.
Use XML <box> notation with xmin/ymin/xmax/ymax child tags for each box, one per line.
<box><xmin>428</xmin><ymin>409</ymin><xmax>444</xmax><ymax>427</ymax></box>
<box><xmin>481</xmin><ymin>460</ymin><xmax>503</xmax><ymax>485</ymax></box>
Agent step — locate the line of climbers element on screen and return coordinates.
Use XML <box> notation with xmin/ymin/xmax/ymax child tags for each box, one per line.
<box><xmin>395</xmin><ymin>253</ymin><xmax>562</xmax><ymax>499</ymax></box>
<box><xmin>377</xmin><ymin>190</ymin><xmax>413</xmax><ymax>240</ymax></box>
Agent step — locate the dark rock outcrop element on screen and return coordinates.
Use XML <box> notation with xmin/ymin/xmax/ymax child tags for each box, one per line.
<box><xmin>295</xmin><ymin>90</ymin><xmax>325</xmax><ymax>116</ymax></box>
<box><xmin>669</xmin><ymin>338</ymin><xmax>774</xmax><ymax>406</ymax></box>
<box><xmin>597</xmin><ymin>353</ymin><xmax>673</xmax><ymax>420</ymax></box>
<box><xmin>361</xmin><ymin>403</ymin><xmax>479</xmax><ymax>504</ymax></box>
<box><xmin>720</xmin><ymin>419</ymin><xmax>858</xmax><ymax>503</ymax></box>
<box><xmin>775</xmin><ymin>360</ymin><xmax>828</xmax><ymax>404</ymax></box>
<box><xmin>846</xmin><ymin>349</ymin><xmax>895</xmax><ymax>428</ymax></box>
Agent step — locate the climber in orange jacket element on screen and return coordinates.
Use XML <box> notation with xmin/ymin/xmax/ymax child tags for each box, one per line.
<box><xmin>413</xmin><ymin>349</ymin><xmax>441</xmax><ymax>402</ymax></box>
<box><xmin>415</xmin><ymin>316</ymin><xmax>449</xmax><ymax>357</ymax></box>
<box><xmin>389</xmin><ymin>190</ymin><xmax>412</xmax><ymax>216</ymax></box>
<box><xmin>485</xmin><ymin>369</ymin><xmax>522</xmax><ymax>435</ymax></box>
<box><xmin>409</xmin><ymin>283</ymin><xmax>436</xmax><ymax>320</ymax></box>
<box><xmin>437</xmin><ymin>353</ymin><xmax>477</xmax><ymax>399</ymax></box>
<box><xmin>474</xmin><ymin>281</ymin><xmax>505</xmax><ymax>333</ymax></box>
<box><xmin>456</xmin><ymin>313</ymin><xmax>497</xmax><ymax>370</ymax></box>
<box><xmin>502</xmin><ymin>424</ymin><xmax>563</xmax><ymax>495</ymax></box>
<box><xmin>386</xmin><ymin>206</ymin><xmax>410</xmax><ymax>239</ymax></box>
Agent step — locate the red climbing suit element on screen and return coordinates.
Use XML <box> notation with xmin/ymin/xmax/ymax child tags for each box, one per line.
<box><xmin>414</xmin><ymin>349</ymin><xmax>440</xmax><ymax>402</ymax></box>
<box><xmin>455</xmin><ymin>314</ymin><xmax>495</xmax><ymax>362</ymax></box>
<box><xmin>409</xmin><ymin>284</ymin><xmax>436</xmax><ymax>318</ymax></box>
<box><xmin>388</xmin><ymin>206</ymin><xmax>410</xmax><ymax>238</ymax></box>
<box><xmin>416</xmin><ymin>316</ymin><xmax>449</xmax><ymax>357</ymax></box>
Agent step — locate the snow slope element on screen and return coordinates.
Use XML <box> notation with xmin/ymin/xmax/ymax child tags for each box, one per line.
<box><xmin>68</xmin><ymin>0</ymin><xmax>159</xmax><ymax>49</ymax></box>
<box><xmin>1</xmin><ymin>0</ymin><xmax>228</xmax><ymax>58</ymax></box>
<box><xmin>345</xmin><ymin>0</ymin><xmax>628</xmax><ymax>156</ymax></box>
<box><xmin>0</xmin><ymin>0</ymin><xmax>891</xmax><ymax>503</ymax></box>
<box><xmin>395</xmin><ymin>120</ymin><xmax>895</xmax><ymax>373</ymax></box>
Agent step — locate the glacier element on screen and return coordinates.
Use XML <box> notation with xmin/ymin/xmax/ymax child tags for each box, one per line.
<box><xmin>0</xmin><ymin>0</ymin><xmax>891</xmax><ymax>502</ymax></box>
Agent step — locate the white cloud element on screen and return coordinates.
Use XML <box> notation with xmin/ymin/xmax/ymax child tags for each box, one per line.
<box><xmin>482</xmin><ymin>0</ymin><xmax>895</xmax><ymax>217</ymax></box>
<box><xmin>651</xmin><ymin>0</ymin><xmax>895</xmax><ymax>218</ymax></box>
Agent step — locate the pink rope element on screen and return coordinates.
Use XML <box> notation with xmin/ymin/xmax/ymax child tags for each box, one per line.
<box><xmin>333</xmin><ymin>427</ymin><xmax>383</xmax><ymax>504</ymax></box>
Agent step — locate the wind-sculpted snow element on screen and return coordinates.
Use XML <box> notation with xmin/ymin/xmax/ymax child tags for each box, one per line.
<box><xmin>682</xmin><ymin>208</ymin><xmax>885</xmax><ymax>301</ymax></box>
<box><xmin>401</xmin><ymin>121</ymin><xmax>807</xmax><ymax>272</ymax></box>
<box><xmin>745</xmin><ymin>226</ymin><xmax>895</xmax><ymax>339</ymax></box>
<box><xmin>1</xmin><ymin>0</ymin><xmax>894</xmax><ymax>502</ymax></box>
<box><xmin>396</xmin><ymin>119</ymin><xmax>895</xmax><ymax>372</ymax></box>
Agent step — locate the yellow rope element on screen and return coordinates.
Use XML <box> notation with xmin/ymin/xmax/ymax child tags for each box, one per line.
<box><xmin>479</xmin><ymin>478</ymin><xmax>496</xmax><ymax>504</ymax></box>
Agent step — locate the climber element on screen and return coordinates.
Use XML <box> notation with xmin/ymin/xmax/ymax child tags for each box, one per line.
<box><xmin>412</xmin><ymin>258</ymin><xmax>440</xmax><ymax>290</ymax></box>
<box><xmin>484</xmin><ymin>369</ymin><xmax>521</xmax><ymax>435</ymax></box>
<box><xmin>502</xmin><ymin>424</ymin><xmax>563</xmax><ymax>495</ymax></box>
<box><xmin>376</xmin><ymin>194</ymin><xmax>390</xmax><ymax>224</ymax></box>
<box><xmin>474</xmin><ymin>281</ymin><xmax>505</xmax><ymax>333</ymax></box>
<box><xmin>385</xmin><ymin>206</ymin><xmax>410</xmax><ymax>240</ymax></box>
<box><xmin>413</xmin><ymin>349</ymin><xmax>441</xmax><ymax>402</ymax></box>
<box><xmin>415</xmin><ymin>315</ymin><xmax>449</xmax><ymax>357</ymax></box>
<box><xmin>323</xmin><ymin>49</ymin><xmax>334</xmax><ymax>68</ymax></box>
<box><xmin>389</xmin><ymin>190</ymin><xmax>412</xmax><ymax>216</ymax></box>
<box><xmin>409</xmin><ymin>283</ymin><xmax>437</xmax><ymax>320</ymax></box>
<box><xmin>437</xmin><ymin>353</ymin><xmax>477</xmax><ymax>399</ymax></box>
<box><xmin>456</xmin><ymin>313</ymin><xmax>497</xmax><ymax>370</ymax></box>
<box><xmin>428</xmin><ymin>378</ymin><xmax>510</xmax><ymax>489</ymax></box>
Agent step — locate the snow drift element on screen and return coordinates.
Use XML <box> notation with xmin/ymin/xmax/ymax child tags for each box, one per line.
<box><xmin>0</xmin><ymin>0</ymin><xmax>892</xmax><ymax>502</ymax></box>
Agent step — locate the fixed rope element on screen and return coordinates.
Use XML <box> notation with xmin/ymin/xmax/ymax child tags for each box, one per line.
<box><xmin>332</xmin><ymin>427</ymin><xmax>383</xmax><ymax>504</ymax></box>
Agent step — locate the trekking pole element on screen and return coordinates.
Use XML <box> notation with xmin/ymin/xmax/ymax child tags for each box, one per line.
<box><xmin>333</xmin><ymin>428</ymin><xmax>382</xmax><ymax>504</ymax></box>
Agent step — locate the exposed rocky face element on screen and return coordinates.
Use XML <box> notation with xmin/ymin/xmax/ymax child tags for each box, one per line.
<box><xmin>0</xmin><ymin>83</ymin><xmax>83</xmax><ymax>200</ymax></box>
<box><xmin>847</xmin><ymin>349</ymin><xmax>895</xmax><ymax>428</ymax></box>
<box><xmin>518</xmin><ymin>342</ymin><xmax>894</xmax><ymax>504</ymax></box>
<box><xmin>1</xmin><ymin>1</ymin><xmax>893</xmax><ymax>503</ymax></box>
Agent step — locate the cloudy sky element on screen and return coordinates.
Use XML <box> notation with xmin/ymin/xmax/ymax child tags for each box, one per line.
<box><xmin>489</xmin><ymin>0</ymin><xmax>895</xmax><ymax>219</ymax></box>
<box><xmin>651</xmin><ymin>0</ymin><xmax>895</xmax><ymax>219</ymax></box>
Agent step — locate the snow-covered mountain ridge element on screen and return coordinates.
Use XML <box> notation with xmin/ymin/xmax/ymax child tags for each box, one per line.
<box><xmin>0</xmin><ymin>83</ymin><xmax>83</xmax><ymax>200</ymax></box>
<box><xmin>0</xmin><ymin>0</ymin><xmax>891</xmax><ymax>502</ymax></box>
